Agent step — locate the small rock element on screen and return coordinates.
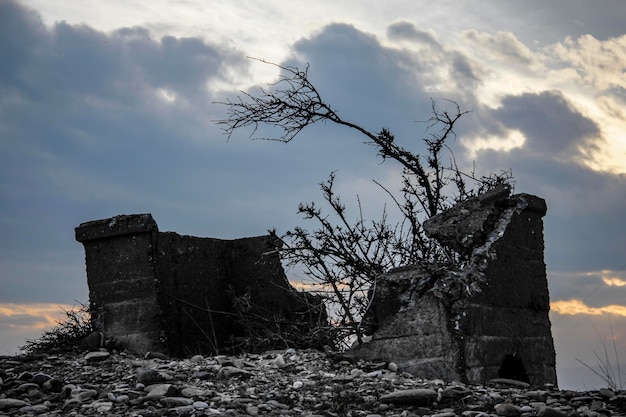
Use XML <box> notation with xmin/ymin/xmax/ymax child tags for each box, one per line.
<box><xmin>490</xmin><ymin>378</ymin><xmax>531</xmax><ymax>389</ymax></box>
<box><xmin>86</xmin><ymin>400</ymin><xmax>113</xmax><ymax>412</ymax></box>
<box><xmin>495</xmin><ymin>403</ymin><xmax>521</xmax><ymax>416</ymax></box>
<box><xmin>21</xmin><ymin>404</ymin><xmax>49</xmax><ymax>414</ymax></box>
<box><xmin>145</xmin><ymin>383</ymin><xmax>177</xmax><ymax>397</ymax></box>
<box><xmin>387</xmin><ymin>362</ymin><xmax>399</xmax><ymax>372</ymax></box>
<box><xmin>380</xmin><ymin>388</ymin><xmax>438</xmax><ymax>405</ymax></box>
<box><xmin>180</xmin><ymin>386</ymin><xmax>211</xmax><ymax>397</ymax></box>
<box><xmin>0</xmin><ymin>398</ymin><xmax>29</xmax><ymax>410</ymax></box>
<box><xmin>433</xmin><ymin>412</ymin><xmax>456</xmax><ymax>417</ymax></box>
<box><xmin>81</xmin><ymin>331</ymin><xmax>104</xmax><ymax>350</ymax></box>
<box><xmin>571</xmin><ymin>396</ymin><xmax>594</xmax><ymax>403</ymax></box>
<box><xmin>218</xmin><ymin>366</ymin><xmax>253</xmax><ymax>379</ymax></box>
<box><xmin>537</xmin><ymin>406</ymin><xmax>568</xmax><ymax>417</ymax></box>
<box><xmin>193</xmin><ymin>400</ymin><xmax>209</xmax><ymax>409</ymax></box>
<box><xmin>43</xmin><ymin>377</ymin><xmax>64</xmax><ymax>392</ymax></box>
<box><xmin>159</xmin><ymin>396</ymin><xmax>193</xmax><ymax>407</ymax></box>
<box><xmin>273</xmin><ymin>354</ymin><xmax>286</xmax><ymax>368</ymax></box>
<box><xmin>17</xmin><ymin>382</ymin><xmax>40</xmax><ymax>392</ymax></box>
<box><xmin>16</xmin><ymin>371</ymin><xmax>33</xmax><ymax>381</ymax></box>
<box><xmin>441</xmin><ymin>385</ymin><xmax>471</xmax><ymax>400</ymax></box>
<box><xmin>136</xmin><ymin>368</ymin><xmax>166</xmax><ymax>384</ymax></box>
<box><xmin>189</xmin><ymin>354</ymin><xmax>204</xmax><ymax>363</ymax></box>
<box><xmin>31</xmin><ymin>372</ymin><xmax>52</xmax><ymax>386</ymax></box>
<box><xmin>75</xmin><ymin>389</ymin><xmax>98</xmax><ymax>401</ymax></box>
<box><xmin>193</xmin><ymin>370</ymin><xmax>212</xmax><ymax>380</ymax></box>
<box><xmin>331</xmin><ymin>374</ymin><xmax>355</xmax><ymax>382</ymax></box>
<box><xmin>599</xmin><ymin>388</ymin><xmax>615</xmax><ymax>399</ymax></box>
<box><xmin>144</xmin><ymin>351</ymin><xmax>168</xmax><ymax>360</ymax></box>
<box><xmin>84</xmin><ymin>351</ymin><xmax>110</xmax><ymax>363</ymax></box>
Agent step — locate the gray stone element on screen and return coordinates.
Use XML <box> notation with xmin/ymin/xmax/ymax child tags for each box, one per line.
<box><xmin>537</xmin><ymin>406</ymin><xmax>568</xmax><ymax>417</ymax></box>
<box><xmin>84</xmin><ymin>351</ymin><xmax>110</xmax><ymax>362</ymax></box>
<box><xmin>16</xmin><ymin>371</ymin><xmax>33</xmax><ymax>381</ymax></box>
<box><xmin>0</xmin><ymin>398</ymin><xmax>29</xmax><ymax>409</ymax></box>
<box><xmin>218</xmin><ymin>366</ymin><xmax>253</xmax><ymax>379</ymax></box>
<box><xmin>490</xmin><ymin>378</ymin><xmax>531</xmax><ymax>389</ymax></box>
<box><xmin>159</xmin><ymin>396</ymin><xmax>194</xmax><ymax>407</ymax></box>
<box><xmin>136</xmin><ymin>368</ymin><xmax>166</xmax><ymax>385</ymax></box>
<box><xmin>74</xmin><ymin>389</ymin><xmax>98</xmax><ymax>401</ymax></box>
<box><xmin>31</xmin><ymin>372</ymin><xmax>51</xmax><ymax>386</ymax></box>
<box><xmin>246</xmin><ymin>405</ymin><xmax>260</xmax><ymax>416</ymax></box>
<box><xmin>495</xmin><ymin>403</ymin><xmax>521</xmax><ymax>416</ymax></box>
<box><xmin>43</xmin><ymin>377</ymin><xmax>64</xmax><ymax>392</ymax></box>
<box><xmin>81</xmin><ymin>331</ymin><xmax>104</xmax><ymax>351</ymax></box>
<box><xmin>145</xmin><ymin>383</ymin><xmax>177</xmax><ymax>397</ymax></box>
<box><xmin>180</xmin><ymin>386</ymin><xmax>211</xmax><ymax>397</ymax></box>
<box><xmin>599</xmin><ymin>388</ymin><xmax>615</xmax><ymax>399</ymax></box>
<box><xmin>193</xmin><ymin>400</ymin><xmax>209</xmax><ymax>409</ymax></box>
<box><xmin>441</xmin><ymin>385</ymin><xmax>472</xmax><ymax>399</ymax></box>
<box><xmin>17</xmin><ymin>382</ymin><xmax>39</xmax><ymax>391</ymax></box>
<box><xmin>86</xmin><ymin>400</ymin><xmax>113</xmax><ymax>412</ymax></box>
<box><xmin>379</xmin><ymin>388</ymin><xmax>438</xmax><ymax>405</ymax></box>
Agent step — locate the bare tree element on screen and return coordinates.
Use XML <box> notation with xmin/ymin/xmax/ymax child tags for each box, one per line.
<box><xmin>216</xmin><ymin>59</ymin><xmax>512</xmax><ymax>346</ymax></box>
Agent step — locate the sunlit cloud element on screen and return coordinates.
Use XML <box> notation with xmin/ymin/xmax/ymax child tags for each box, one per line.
<box><xmin>464</xmin><ymin>129</ymin><xmax>526</xmax><ymax>158</ymax></box>
<box><xmin>453</xmin><ymin>30</ymin><xmax>626</xmax><ymax>174</ymax></box>
<box><xmin>157</xmin><ymin>88</ymin><xmax>177</xmax><ymax>103</ymax></box>
<box><xmin>0</xmin><ymin>303</ymin><xmax>78</xmax><ymax>330</ymax></box>
<box><xmin>551</xmin><ymin>299</ymin><xmax>626</xmax><ymax>317</ymax></box>
<box><xmin>289</xmin><ymin>281</ymin><xmax>321</xmax><ymax>292</ymax></box>
<box><xmin>603</xmin><ymin>276</ymin><xmax>626</xmax><ymax>287</ymax></box>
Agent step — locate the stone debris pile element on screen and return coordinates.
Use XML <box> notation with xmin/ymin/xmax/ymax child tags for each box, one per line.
<box><xmin>1</xmin><ymin>349</ymin><xmax>625</xmax><ymax>417</ymax></box>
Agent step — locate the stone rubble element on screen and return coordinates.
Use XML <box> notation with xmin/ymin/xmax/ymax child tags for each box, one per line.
<box><xmin>1</xmin><ymin>349</ymin><xmax>625</xmax><ymax>417</ymax></box>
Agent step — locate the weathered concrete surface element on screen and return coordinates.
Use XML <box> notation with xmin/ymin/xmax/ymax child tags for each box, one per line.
<box><xmin>352</xmin><ymin>187</ymin><xmax>557</xmax><ymax>387</ymax></box>
<box><xmin>76</xmin><ymin>214</ymin><xmax>326</xmax><ymax>356</ymax></box>
<box><xmin>75</xmin><ymin>214</ymin><xmax>160</xmax><ymax>354</ymax></box>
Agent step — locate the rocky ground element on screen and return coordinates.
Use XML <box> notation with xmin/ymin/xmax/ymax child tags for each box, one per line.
<box><xmin>1</xmin><ymin>348</ymin><xmax>625</xmax><ymax>417</ymax></box>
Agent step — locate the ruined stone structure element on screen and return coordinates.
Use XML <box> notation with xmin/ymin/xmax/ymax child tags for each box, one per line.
<box><xmin>75</xmin><ymin>214</ymin><xmax>325</xmax><ymax>356</ymax></box>
<box><xmin>352</xmin><ymin>186</ymin><xmax>557</xmax><ymax>387</ymax></box>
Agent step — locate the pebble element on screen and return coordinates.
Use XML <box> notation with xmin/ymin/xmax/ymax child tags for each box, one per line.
<box><xmin>136</xmin><ymin>367</ymin><xmax>166</xmax><ymax>384</ymax></box>
<box><xmin>84</xmin><ymin>350</ymin><xmax>110</xmax><ymax>362</ymax></box>
<box><xmin>495</xmin><ymin>402</ymin><xmax>521</xmax><ymax>416</ymax></box>
<box><xmin>1</xmin><ymin>349</ymin><xmax>625</xmax><ymax>417</ymax></box>
<box><xmin>380</xmin><ymin>388</ymin><xmax>438</xmax><ymax>404</ymax></box>
<box><xmin>273</xmin><ymin>353</ymin><xmax>286</xmax><ymax>368</ymax></box>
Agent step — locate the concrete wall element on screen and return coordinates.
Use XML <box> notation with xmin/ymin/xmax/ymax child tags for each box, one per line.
<box><xmin>76</xmin><ymin>214</ymin><xmax>325</xmax><ymax>356</ymax></box>
<box><xmin>352</xmin><ymin>188</ymin><xmax>557</xmax><ymax>387</ymax></box>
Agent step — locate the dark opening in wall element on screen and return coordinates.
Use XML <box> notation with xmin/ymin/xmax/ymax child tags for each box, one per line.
<box><xmin>499</xmin><ymin>353</ymin><xmax>529</xmax><ymax>383</ymax></box>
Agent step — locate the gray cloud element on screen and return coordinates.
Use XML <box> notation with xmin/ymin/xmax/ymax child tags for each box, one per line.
<box><xmin>387</xmin><ymin>21</ymin><xmax>440</xmax><ymax>48</ymax></box>
<box><xmin>2</xmin><ymin>0</ymin><xmax>625</xmax><ymax>329</ymax></box>
<box><xmin>493</xmin><ymin>90</ymin><xmax>602</xmax><ymax>157</ymax></box>
<box><xmin>0</xmin><ymin>1</ymin><xmax>253</xmax><ymax>302</ymax></box>
<box><xmin>463</xmin><ymin>30</ymin><xmax>535</xmax><ymax>65</ymax></box>
<box><xmin>468</xmin><ymin>91</ymin><xmax>626</xmax><ymax>271</ymax></box>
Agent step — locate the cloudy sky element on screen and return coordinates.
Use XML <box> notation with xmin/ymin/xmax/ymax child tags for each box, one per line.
<box><xmin>2</xmin><ymin>0</ymin><xmax>625</xmax><ymax>390</ymax></box>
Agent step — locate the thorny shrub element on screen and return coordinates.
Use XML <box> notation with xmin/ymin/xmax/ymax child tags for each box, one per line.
<box><xmin>217</xmin><ymin>59</ymin><xmax>513</xmax><ymax>347</ymax></box>
<box><xmin>20</xmin><ymin>302</ymin><xmax>93</xmax><ymax>355</ymax></box>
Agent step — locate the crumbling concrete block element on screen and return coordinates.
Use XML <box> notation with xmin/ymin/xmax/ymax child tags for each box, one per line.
<box><xmin>76</xmin><ymin>214</ymin><xmax>326</xmax><ymax>356</ymax></box>
<box><xmin>351</xmin><ymin>187</ymin><xmax>557</xmax><ymax>387</ymax></box>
